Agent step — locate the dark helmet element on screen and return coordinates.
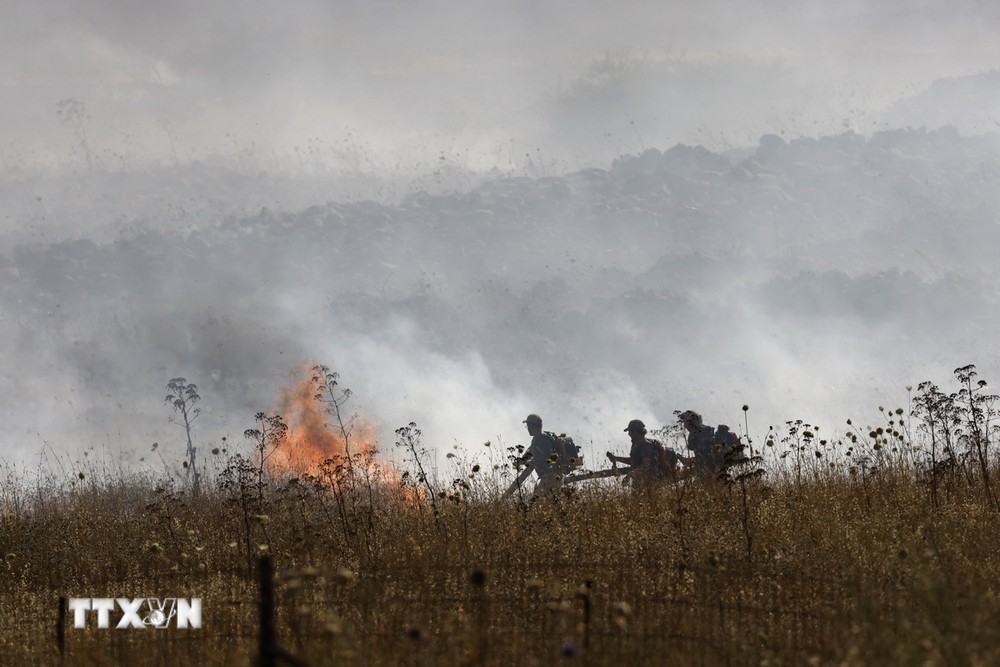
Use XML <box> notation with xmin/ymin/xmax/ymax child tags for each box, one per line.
<box><xmin>678</xmin><ymin>410</ymin><xmax>702</xmax><ymax>425</ymax></box>
<box><xmin>624</xmin><ymin>419</ymin><xmax>646</xmax><ymax>433</ymax></box>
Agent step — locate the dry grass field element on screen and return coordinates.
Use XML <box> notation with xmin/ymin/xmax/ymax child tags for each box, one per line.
<box><xmin>3</xmin><ymin>367</ymin><xmax>1000</xmax><ymax>666</ymax></box>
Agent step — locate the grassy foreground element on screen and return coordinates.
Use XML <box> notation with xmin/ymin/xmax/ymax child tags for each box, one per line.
<box><xmin>2</xmin><ymin>451</ymin><xmax>1000</xmax><ymax>667</ymax></box>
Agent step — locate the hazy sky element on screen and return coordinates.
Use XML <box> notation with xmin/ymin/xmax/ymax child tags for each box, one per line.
<box><xmin>3</xmin><ymin>0</ymin><xmax>999</xmax><ymax>172</ymax></box>
<box><xmin>2</xmin><ymin>1</ymin><xmax>1000</xmax><ymax>476</ymax></box>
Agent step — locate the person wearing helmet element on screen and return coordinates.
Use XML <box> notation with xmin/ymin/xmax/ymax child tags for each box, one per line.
<box><xmin>503</xmin><ymin>413</ymin><xmax>569</xmax><ymax>499</ymax></box>
<box><xmin>606</xmin><ymin>419</ymin><xmax>676</xmax><ymax>487</ymax></box>
<box><xmin>679</xmin><ymin>409</ymin><xmax>723</xmax><ymax>477</ymax></box>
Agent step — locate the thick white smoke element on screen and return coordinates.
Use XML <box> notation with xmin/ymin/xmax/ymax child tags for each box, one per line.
<box><xmin>2</xmin><ymin>0</ymin><xmax>1000</xmax><ymax>475</ymax></box>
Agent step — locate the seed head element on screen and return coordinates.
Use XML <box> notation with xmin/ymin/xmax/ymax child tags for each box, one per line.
<box><xmin>406</xmin><ymin>625</ymin><xmax>426</xmax><ymax>643</ymax></box>
<box><xmin>612</xmin><ymin>601</ymin><xmax>632</xmax><ymax>616</ymax></box>
<box><xmin>334</xmin><ymin>568</ymin><xmax>356</xmax><ymax>584</ymax></box>
<box><xmin>561</xmin><ymin>642</ymin><xmax>579</xmax><ymax>659</ymax></box>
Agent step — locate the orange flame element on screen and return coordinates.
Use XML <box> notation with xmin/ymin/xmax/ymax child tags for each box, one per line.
<box><xmin>266</xmin><ymin>363</ymin><xmax>424</xmax><ymax>506</ymax></box>
<box><xmin>267</xmin><ymin>362</ymin><xmax>378</xmax><ymax>475</ymax></box>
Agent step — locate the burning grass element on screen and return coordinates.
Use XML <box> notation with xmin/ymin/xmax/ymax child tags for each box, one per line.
<box><xmin>267</xmin><ymin>363</ymin><xmax>379</xmax><ymax>476</ymax></box>
<box><xmin>4</xmin><ymin>366</ymin><xmax>1000</xmax><ymax>665</ymax></box>
<box><xmin>4</xmin><ymin>453</ymin><xmax>1000</xmax><ymax>666</ymax></box>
